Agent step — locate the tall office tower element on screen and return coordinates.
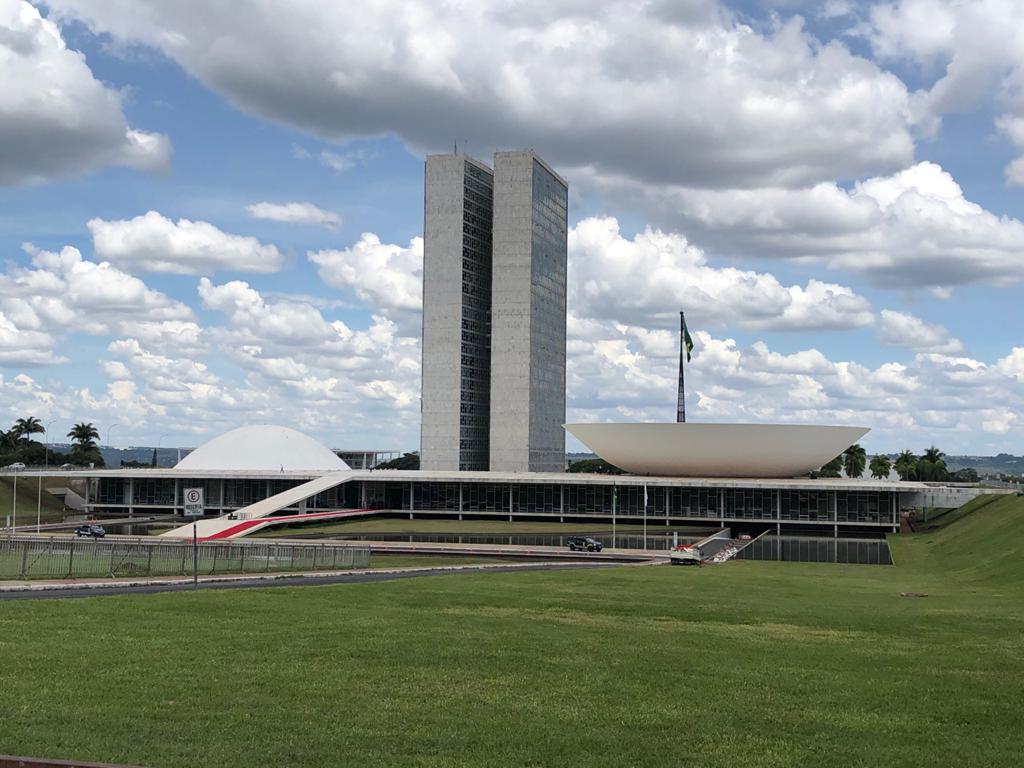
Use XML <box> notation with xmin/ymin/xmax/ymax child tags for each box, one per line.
<box><xmin>420</xmin><ymin>154</ymin><xmax>495</xmax><ymax>471</ymax></box>
<box><xmin>489</xmin><ymin>151</ymin><xmax>569</xmax><ymax>472</ymax></box>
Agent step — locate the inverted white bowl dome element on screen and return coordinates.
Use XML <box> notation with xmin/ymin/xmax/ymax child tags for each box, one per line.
<box><xmin>175</xmin><ymin>425</ymin><xmax>350</xmax><ymax>472</ymax></box>
<box><xmin>565</xmin><ymin>422</ymin><xmax>869</xmax><ymax>478</ymax></box>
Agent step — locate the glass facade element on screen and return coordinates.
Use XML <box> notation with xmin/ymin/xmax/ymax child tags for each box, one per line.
<box><xmin>458</xmin><ymin>161</ymin><xmax>494</xmax><ymax>471</ymax></box>
<box><xmin>87</xmin><ymin>476</ymin><xmax>898</xmax><ymax>531</ymax></box>
<box><xmin>780</xmin><ymin>490</ymin><xmax>831</xmax><ymax>521</ymax></box>
<box><xmin>132</xmin><ymin>479</ymin><xmax>176</xmax><ymax>506</ymax></box>
<box><xmin>462</xmin><ymin>482</ymin><xmax>510</xmax><ymax>512</ymax></box>
<box><xmin>512</xmin><ymin>484</ymin><xmax>559</xmax><ymax>514</ymax></box>
<box><xmin>837</xmin><ymin>491</ymin><xmax>893</xmax><ymax>524</ymax></box>
<box><xmin>525</xmin><ymin>160</ymin><xmax>568</xmax><ymax>472</ymax></box>
<box><xmin>96</xmin><ymin>478</ymin><xmax>127</xmax><ymax>505</ymax></box>
<box><xmin>726</xmin><ymin>489</ymin><xmax>776</xmax><ymax>520</ymax></box>
<box><xmin>354</xmin><ymin>481</ymin><xmax>896</xmax><ymax>526</ymax></box>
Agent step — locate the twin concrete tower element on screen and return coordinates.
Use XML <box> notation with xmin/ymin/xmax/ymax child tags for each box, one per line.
<box><xmin>420</xmin><ymin>151</ymin><xmax>568</xmax><ymax>472</ymax></box>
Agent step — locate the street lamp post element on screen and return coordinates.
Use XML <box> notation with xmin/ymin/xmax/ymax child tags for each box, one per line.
<box><xmin>44</xmin><ymin>420</ymin><xmax>55</xmax><ymax>469</ymax></box>
<box><xmin>11</xmin><ymin>468</ymin><xmax>16</xmax><ymax>533</ymax></box>
<box><xmin>157</xmin><ymin>433</ymin><xmax>169</xmax><ymax>468</ymax></box>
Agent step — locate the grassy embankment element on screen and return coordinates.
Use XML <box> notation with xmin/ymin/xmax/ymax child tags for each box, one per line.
<box><xmin>1</xmin><ymin>495</ymin><xmax>1023</xmax><ymax>767</ymax></box>
<box><xmin>0</xmin><ymin>476</ymin><xmax>69</xmax><ymax>526</ymax></box>
<box><xmin>908</xmin><ymin>492</ymin><xmax>1004</xmax><ymax>533</ymax></box>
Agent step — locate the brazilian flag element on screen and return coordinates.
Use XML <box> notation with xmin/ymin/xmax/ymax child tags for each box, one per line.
<box><xmin>682</xmin><ymin>314</ymin><xmax>694</xmax><ymax>363</ymax></box>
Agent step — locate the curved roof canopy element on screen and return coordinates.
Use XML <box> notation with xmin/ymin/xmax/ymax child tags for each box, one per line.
<box><xmin>565</xmin><ymin>422</ymin><xmax>869</xmax><ymax>478</ymax></box>
<box><xmin>175</xmin><ymin>425</ymin><xmax>350</xmax><ymax>472</ymax></box>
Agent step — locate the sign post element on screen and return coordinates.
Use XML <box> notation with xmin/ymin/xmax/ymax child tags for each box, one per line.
<box><xmin>183</xmin><ymin>487</ymin><xmax>204</xmax><ymax>517</ymax></box>
<box><xmin>184</xmin><ymin>488</ymin><xmax>203</xmax><ymax>590</ymax></box>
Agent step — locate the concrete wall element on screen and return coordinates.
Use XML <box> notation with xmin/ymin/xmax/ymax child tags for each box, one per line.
<box><xmin>420</xmin><ymin>155</ymin><xmax>493</xmax><ymax>471</ymax></box>
<box><xmin>490</xmin><ymin>152</ymin><xmax>568</xmax><ymax>472</ymax></box>
<box><xmin>904</xmin><ymin>486</ymin><xmax>1012</xmax><ymax>509</ymax></box>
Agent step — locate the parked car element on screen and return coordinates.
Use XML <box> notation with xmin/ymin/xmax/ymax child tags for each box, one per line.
<box><xmin>5</xmin><ymin>462</ymin><xmax>26</xmax><ymax>470</ymax></box>
<box><xmin>74</xmin><ymin>524</ymin><xmax>106</xmax><ymax>538</ymax></box>
<box><xmin>567</xmin><ymin>536</ymin><xmax>603</xmax><ymax>552</ymax></box>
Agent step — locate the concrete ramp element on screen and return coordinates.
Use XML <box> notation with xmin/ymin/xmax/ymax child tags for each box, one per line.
<box><xmin>161</xmin><ymin>471</ymin><xmax>355</xmax><ymax>540</ymax></box>
<box><xmin>196</xmin><ymin>507</ymin><xmax>376</xmax><ymax>540</ymax></box>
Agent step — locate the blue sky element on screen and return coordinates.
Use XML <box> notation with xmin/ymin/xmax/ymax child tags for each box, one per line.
<box><xmin>1</xmin><ymin>0</ymin><xmax>1022</xmax><ymax>456</ymax></box>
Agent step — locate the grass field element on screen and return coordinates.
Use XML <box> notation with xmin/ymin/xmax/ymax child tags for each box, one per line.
<box><xmin>254</xmin><ymin>516</ymin><xmax>713</xmax><ymax>537</ymax></box>
<box><xmin>909</xmin><ymin>492</ymin><xmax>1004</xmax><ymax>533</ymax></box>
<box><xmin>367</xmin><ymin>553</ymin><xmax>523</xmax><ymax>569</ymax></box>
<box><xmin>0</xmin><ymin>476</ymin><xmax>69</xmax><ymax>526</ymax></box>
<box><xmin>2</xmin><ymin>496</ymin><xmax>1023</xmax><ymax>767</ymax></box>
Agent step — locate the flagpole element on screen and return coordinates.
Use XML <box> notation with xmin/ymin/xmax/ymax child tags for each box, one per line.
<box><xmin>677</xmin><ymin>311</ymin><xmax>686</xmax><ymax>423</ymax></box>
<box><xmin>643</xmin><ymin>483</ymin><xmax>648</xmax><ymax>551</ymax></box>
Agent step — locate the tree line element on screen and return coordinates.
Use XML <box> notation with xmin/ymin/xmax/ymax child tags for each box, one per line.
<box><xmin>814</xmin><ymin>444</ymin><xmax>976</xmax><ymax>482</ymax></box>
<box><xmin>0</xmin><ymin>417</ymin><xmax>106</xmax><ymax>468</ymax></box>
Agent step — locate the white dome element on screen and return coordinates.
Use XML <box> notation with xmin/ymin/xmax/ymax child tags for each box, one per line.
<box><xmin>175</xmin><ymin>426</ymin><xmax>350</xmax><ymax>472</ymax></box>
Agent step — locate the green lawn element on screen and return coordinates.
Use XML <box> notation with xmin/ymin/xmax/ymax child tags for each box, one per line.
<box><xmin>909</xmin><ymin>492</ymin><xmax>1002</xmax><ymax>533</ymax></box>
<box><xmin>254</xmin><ymin>516</ymin><xmax>712</xmax><ymax>537</ymax></box>
<box><xmin>366</xmin><ymin>554</ymin><xmax>524</xmax><ymax>569</ymax></box>
<box><xmin>0</xmin><ymin>476</ymin><xmax>69</xmax><ymax>526</ymax></box>
<box><xmin>2</xmin><ymin>497</ymin><xmax>1023</xmax><ymax>767</ymax></box>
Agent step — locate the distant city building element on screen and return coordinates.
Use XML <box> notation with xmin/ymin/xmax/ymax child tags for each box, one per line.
<box><xmin>420</xmin><ymin>150</ymin><xmax>568</xmax><ymax>473</ymax></box>
<box><xmin>334</xmin><ymin>449</ymin><xmax>403</xmax><ymax>470</ymax></box>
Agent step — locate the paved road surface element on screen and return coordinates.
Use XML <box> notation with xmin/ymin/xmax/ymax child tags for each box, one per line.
<box><xmin>0</xmin><ymin>561</ymin><xmax>624</xmax><ymax>601</ymax></box>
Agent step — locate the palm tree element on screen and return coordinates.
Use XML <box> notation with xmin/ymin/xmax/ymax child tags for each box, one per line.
<box><xmin>67</xmin><ymin>422</ymin><xmax>100</xmax><ymax>449</ymax></box>
<box><xmin>869</xmin><ymin>454</ymin><xmax>892</xmax><ymax>480</ymax></box>
<box><xmin>894</xmin><ymin>450</ymin><xmax>918</xmax><ymax>481</ymax></box>
<box><xmin>818</xmin><ymin>455</ymin><xmax>844</xmax><ymax>478</ymax></box>
<box><xmin>12</xmin><ymin>417</ymin><xmax>44</xmax><ymax>442</ymax></box>
<box><xmin>917</xmin><ymin>445</ymin><xmax>948</xmax><ymax>481</ymax></box>
<box><xmin>842</xmin><ymin>444</ymin><xmax>867</xmax><ymax>478</ymax></box>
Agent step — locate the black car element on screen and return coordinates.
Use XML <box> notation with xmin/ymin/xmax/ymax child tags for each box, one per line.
<box><xmin>567</xmin><ymin>536</ymin><xmax>603</xmax><ymax>552</ymax></box>
<box><xmin>74</xmin><ymin>524</ymin><xmax>106</xmax><ymax>538</ymax></box>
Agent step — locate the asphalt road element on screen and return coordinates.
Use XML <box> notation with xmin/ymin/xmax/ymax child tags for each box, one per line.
<box><xmin>0</xmin><ymin>561</ymin><xmax>624</xmax><ymax>601</ymax></box>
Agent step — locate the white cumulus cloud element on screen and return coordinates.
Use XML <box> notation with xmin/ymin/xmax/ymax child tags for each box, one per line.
<box><xmin>0</xmin><ymin>0</ymin><xmax>170</xmax><ymax>185</ymax></box>
<box><xmin>309</xmin><ymin>233</ymin><xmax>424</xmax><ymax>316</ymax></box>
<box><xmin>0</xmin><ymin>244</ymin><xmax>192</xmax><ymax>339</ymax></box>
<box><xmin>877</xmin><ymin>309</ymin><xmax>963</xmax><ymax>353</ymax></box>
<box><xmin>246</xmin><ymin>201</ymin><xmax>342</xmax><ymax>229</ymax></box>
<box><xmin>868</xmin><ymin>0</ymin><xmax>1024</xmax><ymax>185</ymax></box>
<box><xmin>88</xmin><ymin>211</ymin><xmax>285</xmax><ymax>275</ymax></box>
<box><xmin>569</xmin><ymin>217</ymin><xmax>876</xmax><ymax>332</ymax></box>
<box><xmin>45</xmin><ymin>0</ymin><xmax>916</xmax><ymax>189</ymax></box>
<box><xmin>596</xmin><ymin>161</ymin><xmax>1024</xmax><ymax>289</ymax></box>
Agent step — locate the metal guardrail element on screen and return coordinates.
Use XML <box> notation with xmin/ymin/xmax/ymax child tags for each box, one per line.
<box><xmin>0</xmin><ymin>537</ymin><xmax>370</xmax><ymax>580</ymax></box>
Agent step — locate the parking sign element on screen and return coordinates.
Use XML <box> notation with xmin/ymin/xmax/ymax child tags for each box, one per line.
<box><xmin>183</xmin><ymin>487</ymin><xmax>204</xmax><ymax>516</ymax></box>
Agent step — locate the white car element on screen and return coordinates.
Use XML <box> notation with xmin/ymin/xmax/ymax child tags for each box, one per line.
<box><xmin>6</xmin><ymin>462</ymin><xmax>26</xmax><ymax>470</ymax></box>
